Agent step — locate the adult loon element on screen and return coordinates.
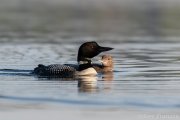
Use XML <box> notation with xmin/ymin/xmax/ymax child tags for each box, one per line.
<box><xmin>93</xmin><ymin>55</ymin><xmax>113</xmax><ymax>73</ymax></box>
<box><xmin>33</xmin><ymin>41</ymin><xmax>113</xmax><ymax>77</ymax></box>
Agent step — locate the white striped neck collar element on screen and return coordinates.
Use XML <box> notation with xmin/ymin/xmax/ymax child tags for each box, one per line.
<box><xmin>78</xmin><ymin>60</ymin><xmax>92</xmax><ymax>65</ymax></box>
<box><xmin>78</xmin><ymin>58</ymin><xmax>91</xmax><ymax>65</ymax></box>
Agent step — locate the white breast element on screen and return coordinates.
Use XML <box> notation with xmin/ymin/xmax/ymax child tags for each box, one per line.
<box><xmin>75</xmin><ymin>68</ymin><xmax>97</xmax><ymax>76</ymax></box>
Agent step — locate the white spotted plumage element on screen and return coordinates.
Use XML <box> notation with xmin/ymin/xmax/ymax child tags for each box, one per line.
<box><xmin>45</xmin><ymin>64</ymin><xmax>76</xmax><ymax>75</ymax></box>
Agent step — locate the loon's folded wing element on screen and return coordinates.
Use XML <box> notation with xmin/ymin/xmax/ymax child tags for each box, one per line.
<box><xmin>64</xmin><ymin>64</ymin><xmax>79</xmax><ymax>70</ymax></box>
<box><xmin>33</xmin><ymin>64</ymin><xmax>76</xmax><ymax>77</ymax></box>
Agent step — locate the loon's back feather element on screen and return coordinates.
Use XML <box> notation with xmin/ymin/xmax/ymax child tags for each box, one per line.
<box><xmin>64</xmin><ymin>64</ymin><xmax>79</xmax><ymax>70</ymax></box>
<box><xmin>33</xmin><ymin>64</ymin><xmax>76</xmax><ymax>77</ymax></box>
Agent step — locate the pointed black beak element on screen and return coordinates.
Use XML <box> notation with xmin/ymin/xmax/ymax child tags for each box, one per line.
<box><xmin>98</xmin><ymin>46</ymin><xmax>113</xmax><ymax>52</ymax></box>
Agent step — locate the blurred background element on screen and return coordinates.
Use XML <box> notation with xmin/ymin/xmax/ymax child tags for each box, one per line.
<box><xmin>0</xmin><ymin>0</ymin><xmax>180</xmax><ymax>43</ymax></box>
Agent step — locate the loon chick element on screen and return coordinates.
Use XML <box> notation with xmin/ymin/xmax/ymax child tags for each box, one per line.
<box><xmin>33</xmin><ymin>41</ymin><xmax>113</xmax><ymax>77</ymax></box>
<box><xmin>93</xmin><ymin>55</ymin><xmax>113</xmax><ymax>73</ymax></box>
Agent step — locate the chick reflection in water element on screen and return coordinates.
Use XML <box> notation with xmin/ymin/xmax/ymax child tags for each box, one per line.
<box><xmin>78</xmin><ymin>76</ymin><xmax>98</xmax><ymax>93</ymax></box>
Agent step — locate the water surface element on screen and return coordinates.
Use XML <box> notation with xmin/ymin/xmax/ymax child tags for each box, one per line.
<box><xmin>0</xmin><ymin>38</ymin><xmax>180</xmax><ymax>110</ymax></box>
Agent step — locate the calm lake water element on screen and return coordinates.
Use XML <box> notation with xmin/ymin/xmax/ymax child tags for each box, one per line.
<box><xmin>0</xmin><ymin>37</ymin><xmax>180</xmax><ymax>110</ymax></box>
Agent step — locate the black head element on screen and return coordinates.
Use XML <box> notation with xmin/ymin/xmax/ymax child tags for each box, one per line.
<box><xmin>77</xmin><ymin>41</ymin><xmax>113</xmax><ymax>62</ymax></box>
